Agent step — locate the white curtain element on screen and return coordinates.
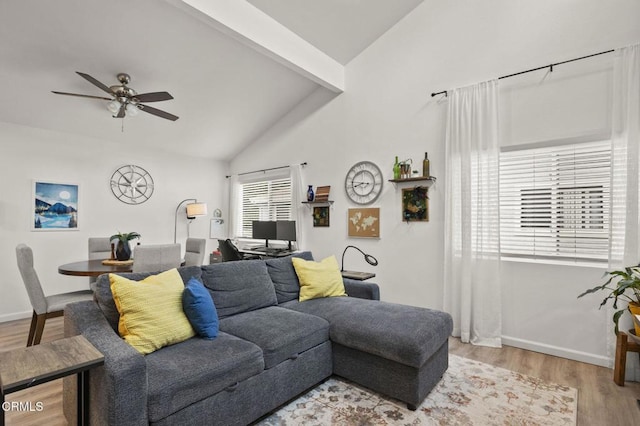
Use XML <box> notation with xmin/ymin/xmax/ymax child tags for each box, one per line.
<box><xmin>443</xmin><ymin>80</ymin><xmax>502</xmax><ymax>347</ymax></box>
<box><xmin>609</xmin><ymin>43</ymin><xmax>640</xmax><ymax>380</ymax></box>
<box><xmin>227</xmin><ymin>174</ymin><xmax>241</xmax><ymax>239</ymax></box>
<box><xmin>289</xmin><ymin>163</ymin><xmax>305</xmax><ymax>250</ymax></box>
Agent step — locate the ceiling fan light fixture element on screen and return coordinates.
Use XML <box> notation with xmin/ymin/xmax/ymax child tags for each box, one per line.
<box><xmin>125</xmin><ymin>103</ymin><xmax>139</xmax><ymax>117</ymax></box>
<box><xmin>107</xmin><ymin>100</ymin><xmax>121</xmax><ymax>114</ymax></box>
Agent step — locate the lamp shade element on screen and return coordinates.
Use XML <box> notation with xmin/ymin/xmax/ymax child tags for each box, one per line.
<box><xmin>186</xmin><ymin>202</ymin><xmax>208</xmax><ymax>219</ymax></box>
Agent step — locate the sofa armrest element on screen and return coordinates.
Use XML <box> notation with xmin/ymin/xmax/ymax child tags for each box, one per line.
<box><xmin>343</xmin><ymin>278</ymin><xmax>380</xmax><ymax>300</ymax></box>
<box><xmin>63</xmin><ymin>300</ymin><xmax>148</xmax><ymax>426</ymax></box>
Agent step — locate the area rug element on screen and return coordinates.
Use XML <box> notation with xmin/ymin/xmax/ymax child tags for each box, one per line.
<box><xmin>257</xmin><ymin>355</ymin><xmax>577</xmax><ymax>425</ymax></box>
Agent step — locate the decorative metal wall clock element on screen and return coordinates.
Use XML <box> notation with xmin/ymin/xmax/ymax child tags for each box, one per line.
<box><xmin>110</xmin><ymin>165</ymin><xmax>154</xmax><ymax>204</ymax></box>
<box><xmin>344</xmin><ymin>161</ymin><xmax>383</xmax><ymax>205</ymax></box>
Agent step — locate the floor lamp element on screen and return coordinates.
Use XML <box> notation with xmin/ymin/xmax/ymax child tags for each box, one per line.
<box><xmin>174</xmin><ymin>199</ymin><xmax>208</xmax><ymax>243</ymax></box>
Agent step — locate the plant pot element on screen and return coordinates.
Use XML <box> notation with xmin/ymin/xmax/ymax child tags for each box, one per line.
<box><xmin>115</xmin><ymin>241</ymin><xmax>132</xmax><ymax>261</ymax></box>
<box><xmin>629</xmin><ymin>302</ymin><xmax>640</xmax><ymax>336</ymax></box>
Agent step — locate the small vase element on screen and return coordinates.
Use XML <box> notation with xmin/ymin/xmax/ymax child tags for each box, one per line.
<box><xmin>115</xmin><ymin>241</ymin><xmax>132</xmax><ymax>261</ymax></box>
<box><xmin>307</xmin><ymin>185</ymin><xmax>315</xmax><ymax>202</ymax></box>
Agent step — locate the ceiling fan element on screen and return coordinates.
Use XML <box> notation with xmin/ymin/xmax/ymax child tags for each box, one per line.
<box><xmin>52</xmin><ymin>72</ymin><xmax>179</xmax><ymax>121</ymax></box>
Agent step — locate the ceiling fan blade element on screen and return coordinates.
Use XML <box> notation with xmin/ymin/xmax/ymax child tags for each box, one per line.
<box><xmin>76</xmin><ymin>72</ymin><xmax>113</xmax><ymax>95</ymax></box>
<box><xmin>51</xmin><ymin>91</ymin><xmax>113</xmax><ymax>101</ymax></box>
<box><xmin>138</xmin><ymin>104</ymin><xmax>179</xmax><ymax>121</ymax></box>
<box><xmin>116</xmin><ymin>103</ymin><xmax>126</xmax><ymax>118</ymax></box>
<box><xmin>133</xmin><ymin>92</ymin><xmax>174</xmax><ymax>102</ymax></box>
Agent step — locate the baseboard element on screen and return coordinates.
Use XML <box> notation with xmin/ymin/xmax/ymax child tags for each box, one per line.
<box><xmin>0</xmin><ymin>310</ymin><xmax>32</xmax><ymax>323</ymax></box>
<box><xmin>501</xmin><ymin>335</ymin><xmax>612</xmax><ymax>368</ymax></box>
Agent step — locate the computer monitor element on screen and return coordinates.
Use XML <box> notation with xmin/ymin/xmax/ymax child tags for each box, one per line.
<box><xmin>276</xmin><ymin>220</ymin><xmax>296</xmax><ymax>250</ymax></box>
<box><xmin>252</xmin><ymin>221</ymin><xmax>277</xmax><ymax>247</ymax></box>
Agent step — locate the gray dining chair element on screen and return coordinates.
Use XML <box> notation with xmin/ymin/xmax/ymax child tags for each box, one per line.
<box><xmin>132</xmin><ymin>244</ymin><xmax>182</xmax><ymax>273</ymax></box>
<box><xmin>88</xmin><ymin>237</ymin><xmax>112</xmax><ymax>288</ymax></box>
<box><xmin>184</xmin><ymin>238</ymin><xmax>206</xmax><ymax>266</ymax></box>
<box><xmin>16</xmin><ymin>244</ymin><xmax>93</xmax><ymax>346</ymax></box>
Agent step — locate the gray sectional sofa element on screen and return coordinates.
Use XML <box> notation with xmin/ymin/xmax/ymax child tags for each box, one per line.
<box><xmin>63</xmin><ymin>252</ymin><xmax>453</xmax><ymax>425</ymax></box>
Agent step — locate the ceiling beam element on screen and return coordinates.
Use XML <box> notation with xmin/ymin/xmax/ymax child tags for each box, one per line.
<box><xmin>167</xmin><ymin>0</ymin><xmax>345</xmax><ymax>93</ymax></box>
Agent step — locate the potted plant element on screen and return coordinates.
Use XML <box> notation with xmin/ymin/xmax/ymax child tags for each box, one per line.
<box><xmin>110</xmin><ymin>231</ymin><xmax>141</xmax><ymax>261</ymax></box>
<box><xmin>578</xmin><ymin>266</ymin><xmax>640</xmax><ymax>336</ymax></box>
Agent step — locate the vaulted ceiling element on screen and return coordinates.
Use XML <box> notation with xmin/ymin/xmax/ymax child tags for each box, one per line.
<box><xmin>0</xmin><ymin>0</ymin><xmax>423</xmax><ymax>160</ymax></box>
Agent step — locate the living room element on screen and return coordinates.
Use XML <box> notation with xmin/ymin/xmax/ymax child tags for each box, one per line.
<box><xmin>1</xmin><ymin>0</ymin><xmax>640</xmax><ymax>424</ymax></box>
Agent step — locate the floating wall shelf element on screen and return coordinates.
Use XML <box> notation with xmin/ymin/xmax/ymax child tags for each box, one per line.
<box><xmin>388</xmin><ymin>176</ymin><xmax>436</xmax><ymax>185</ymax></box>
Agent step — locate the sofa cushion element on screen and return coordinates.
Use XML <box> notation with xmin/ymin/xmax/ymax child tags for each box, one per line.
<box><xmin>200</xmin><ymin>260</ymin><xmax>277</xmax><ymax>319</ymax></box>
<box><xmin>182</xmin><ymin>276</ymin><xmax>219</xmax><ymax>339</ymax></box>
<box><xmin>219</xmin><ymin>306</ymin><xmax>329</xmax><ymax>369</ymax></box>
<box><xmin>94</xmin><ymin>265</ymin><xmax>203</xmax><ymax>331</ymax></box>
<box><xmin>145</xmin><ymin>332</ymin><xmax>264</xmax><ymax>423</ymax></box>
<box><xmin>109</xmin><ymin>269</ymin><xmax>195</xmax><ymax>354</ymax></box>
<box><xmin>282</xmin><ymin>297</ymin><xmax>453</xmax><ymax>369</ymax></box>
<box><xmin>292</xmin><ymin>256</ymin><xmax>347</xmax><ymax>302</ymax></box>
<box><xmin>265</xmin><ymin>251</ymin><xmax>314</xmax><ymax>303</ymax></box>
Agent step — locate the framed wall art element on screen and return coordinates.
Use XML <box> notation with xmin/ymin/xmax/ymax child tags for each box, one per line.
<box><xmin>348</xmin><ymin>207</ymin><xmax>380</xmax><ymax>238</ymax></box>
<box><xmin>32</xmin><ymin>181</ymin><xmax>79</xmax><ymax>231</ymax></box>
<box><xmin>313</xmin><ymin>206</ymin><xmax>330</xmax><ymax>227</ymax></box>
<box><xmin>402</xmin><ymin>187</ymin><xmax>429</xmax><ymax>222</ymax></box>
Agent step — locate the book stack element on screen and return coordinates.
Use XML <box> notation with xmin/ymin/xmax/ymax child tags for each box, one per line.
<box><xmin>314</xmin><ymin>186</ymin><xmax>330</xmax><ymax>202</ymax></box>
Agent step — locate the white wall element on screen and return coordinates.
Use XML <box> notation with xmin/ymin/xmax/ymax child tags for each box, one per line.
<box><xmin>0</xmin><ymin>121</ymin><xmax>227</xmax><ymax>322</ymax></box>
<box><xmin>231</xmin><ymin>0</ymin><xmax>640</xmax><ymax>366</ymax></box>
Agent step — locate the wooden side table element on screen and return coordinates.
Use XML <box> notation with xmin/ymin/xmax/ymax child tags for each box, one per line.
<box><xmin>614</xmin><ymin>331</ymin><xmax>640</xmax><ymax>386</ymax></box>
<box><xmin>0</xmin><ymin>335</ymin><xmax>104</xmax><ymax>425</ymax></box>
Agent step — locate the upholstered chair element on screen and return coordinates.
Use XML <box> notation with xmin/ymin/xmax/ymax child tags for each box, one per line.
<box><xmin>16</xmin><ymin>244</ymin><xmax>93</xmax><ymax>346</ymax></box>
<box><xmin>88</xmin><ymin>237</ymin><xmax>112</xmax><ymax>288</ymax></box>
<box><xmin>132</xmin><ymin>243</ymin><xmax>182</xmax><ymax>273</ymax></box>
<box><xmin>184</xmin><ymin>238</ymin><xmax>206</xmax><ymax>266</ymax></box>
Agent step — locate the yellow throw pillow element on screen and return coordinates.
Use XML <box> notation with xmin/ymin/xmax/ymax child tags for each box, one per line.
<box><xmin>292</xmin><ymin>256</ymin><xmax>347</xmax><ymax>302</ymax></box>
<box><xmin>110</xmin><ymin>268</ymin><xmax>195</xmax><ymax>354</ymax></box>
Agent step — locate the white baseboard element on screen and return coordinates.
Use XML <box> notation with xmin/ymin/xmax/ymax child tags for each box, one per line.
<box><xmin>501</xmin><ymin>335</ymin><xmax>612</xmax><ymax>368</ymax></box>
<box><xmin>0</xmin><ymin>310</ymin><xmax>32</xmax><ymax>323</ymax></box>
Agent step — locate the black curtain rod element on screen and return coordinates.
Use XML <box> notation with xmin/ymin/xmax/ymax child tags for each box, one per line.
<box><xmin>226</xmin><ymin>162</ymin><xmax>307</xmax><ymax>178</ymax></box>
<box><xmin>430</xmin><ymin>48</ymin><xmax>615</xmax><ymax>98</ymax></box>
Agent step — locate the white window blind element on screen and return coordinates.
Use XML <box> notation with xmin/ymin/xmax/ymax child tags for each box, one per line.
<box><xmin>240</xmin><ymin>178</ymin><xmax>292</xmax><ymax>238</ymax></box>
<box><xmin>499</xmin><ymin>140</ymin><xmax>611</xmax><ymax>263</ymax></box>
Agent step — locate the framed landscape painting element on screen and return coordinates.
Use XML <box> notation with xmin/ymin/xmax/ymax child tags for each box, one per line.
<box><xmin>32</xmin><ymin>181</ymin><xmax>79</xmax><ymax>231</ymax></box>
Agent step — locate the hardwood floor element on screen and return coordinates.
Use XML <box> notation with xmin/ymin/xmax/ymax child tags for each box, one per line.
<box><xmin>1</xmin><ymin>317</ymin><xmax>639</xmax><ymax>425</ymax></box>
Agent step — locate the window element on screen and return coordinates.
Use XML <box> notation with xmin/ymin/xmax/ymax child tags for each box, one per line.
<box><xmin>239</xmin><ymin>177</ymin><xmax>292</xmax><ymax>238</ymax></box>
<box><xmin>499</xmin><ymin>140</ymin><xmax>611</xmax><ymax>263</ymax></box>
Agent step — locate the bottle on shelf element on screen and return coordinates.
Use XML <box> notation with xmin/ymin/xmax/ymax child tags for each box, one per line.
<box><xmin>422</xmin><ymin>152</ymin><xmax>430</xmax><ymax>177</ymax></box>
<box><xmin>393</xmin><ymin>156</ymin><xmax>400</xmax><ymax>180</ymax></box>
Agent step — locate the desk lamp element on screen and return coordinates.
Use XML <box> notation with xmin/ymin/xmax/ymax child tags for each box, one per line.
<box><xmin>341</xmin><ymin>245</ymin><xmax>378</xmax><ymax>272</ymax></box>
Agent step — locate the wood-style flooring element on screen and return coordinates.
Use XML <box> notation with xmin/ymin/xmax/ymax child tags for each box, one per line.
<box><xmin>1</xmin><ymin>316</ymin><xmax>639</xmax><ymax>425</ymax></box>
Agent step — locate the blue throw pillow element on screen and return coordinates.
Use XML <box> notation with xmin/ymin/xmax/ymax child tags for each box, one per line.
<box><xmin>182</xmin><ymin>276</ymin><xmax>219</xmax><ymax>339</ymax></box>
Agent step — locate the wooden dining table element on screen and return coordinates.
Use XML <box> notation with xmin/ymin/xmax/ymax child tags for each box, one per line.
<box><xmin>58</xmin><ymin>259</ymin><xmax>133</xmax><ymax>277</ymax></box>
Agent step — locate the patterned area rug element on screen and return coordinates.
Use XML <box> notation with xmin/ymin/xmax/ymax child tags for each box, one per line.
<box><xmin>257</xmin><ymin>355</ymin><xmax>577</xmax><ymax>425</ymax></box>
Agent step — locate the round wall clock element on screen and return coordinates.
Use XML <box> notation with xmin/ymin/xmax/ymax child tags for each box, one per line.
<box><xmin>110</xmin><ymin>165</ymin><xmax>154</xmax><ymax>204</ymax></box>
<box><xmin>345</xmin><ymin>161</ymin><xmax>383</xmax><ymax>205</ymax></box>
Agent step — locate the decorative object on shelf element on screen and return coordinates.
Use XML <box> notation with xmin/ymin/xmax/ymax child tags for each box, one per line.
<box><xmin>345</xmin><ymin>161</ymin><xmax>383</xmax><ymax>205</ymax></box>
<box><xmin>402</xmin><ymin>187</ymin><xmax>429</xmax><ymax>222</ymax></box>
<box><xmin>314</xmin><ymin>186</ymin><xmax>331</xmax><ymax>202</ymax></box>
<box><xmin>313</xmin><ymin>206</ymin><xmax>330</xmax><ymax>227</ymax></box>
<box><xmin>399</xmin><ymin>158</ymin><xmax>413</xmax><ymax>179</ymax></box>
<box><xmin>32</xmin><ymin>180</ymin><xmax>79</xmax><ymax>231</ymax></box>
<box><xmin>307</xmin><ymin>185</ymin><xmax>315</xmax><ymax>202</ymax></box>
<box><xmin>393</xmin><ymin>156</ymin><xmax>401</xmax><ymax>180</ymax></box>
<box><xmin>52</xmin><ymin>71</ymin><xmax>179</xmax><ymax>122</ymax></box>
<box><xmin>578</xmin><ymin>266</ymin><xmax>640</xmax><ymax>335</ymax></box>
<box><xmin>110</xmin><ymin>165</ymin><xmax>154</xmax><ymax>204</ymax></box>
<box><xmin>109</xmin><ymin>232</ymin><xmax>141</xmax><ymax>261</ymax></box>
<box><xmin>174</xmin><ymin>199</ymin><xmax>208</xmax><ymax>243</ymax></box>
<box><xmin>341</xmin><ymin>245</ymin><xmax>378</xmax><ymax>272</ymax></box>
<box><xmin>347</xmin><ymin>208</ymin><xmax>380</xmax><ymax>238</ymax></box>
<box><xmin>423</xmin><ymin>152</ymin><xmax>430</xmax><ymax>177</ymax></box>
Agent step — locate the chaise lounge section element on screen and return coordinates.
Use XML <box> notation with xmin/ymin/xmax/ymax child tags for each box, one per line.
<box><xmin>63</xmin><ymin>252</ymin><xmax>452</xmax><ymax>425</ymax></box>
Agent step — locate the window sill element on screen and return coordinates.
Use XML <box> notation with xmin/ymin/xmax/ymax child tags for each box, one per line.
<box><xmin>500</xmin><ymin>255</ymin><xmax>607</xmax><ymax>269</ymax></box>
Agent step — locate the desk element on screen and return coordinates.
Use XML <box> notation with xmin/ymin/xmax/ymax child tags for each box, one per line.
<box><xmin>58</xmin><ymin>259</ymin><xmax>133</xmax><ymax>277</ymax></box>
<box><xmin>0</xmin><ymin>335</ymin><xmax>104</xmax><ymax>426</ymax></box>
<box><xmin>238</xmin><ymin>249</ymin><xmax>294</xmax><ymax>258</ymax></box>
